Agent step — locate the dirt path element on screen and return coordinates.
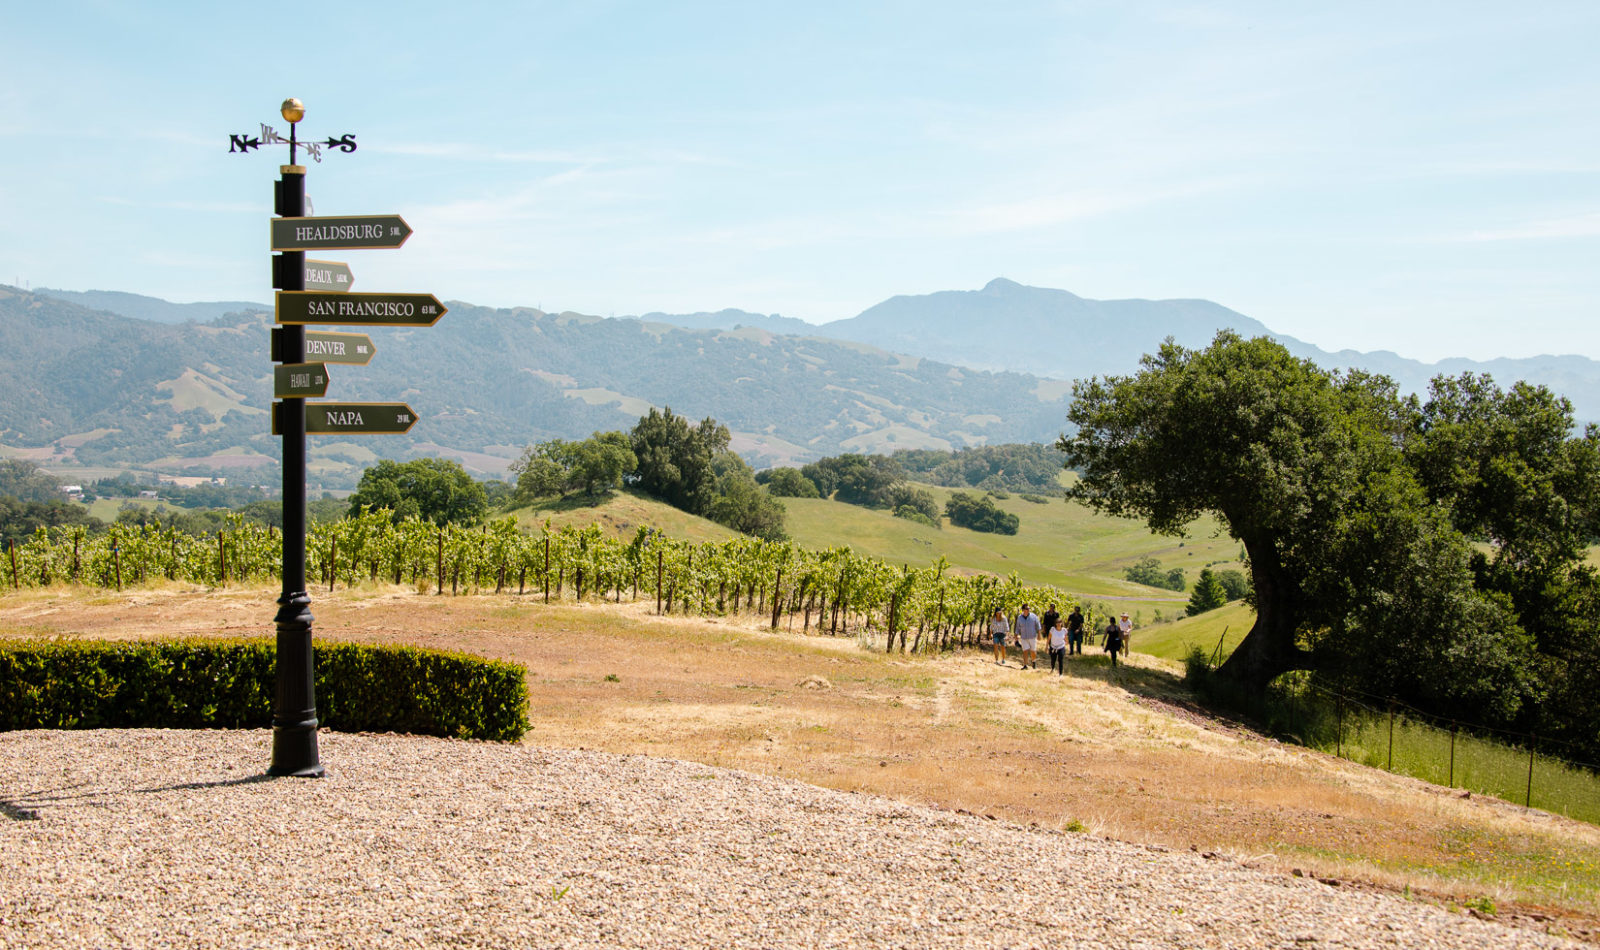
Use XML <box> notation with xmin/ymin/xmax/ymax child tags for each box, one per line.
<box><xmin>4</xmin><ymin>582</ymin><xmax>1597</xmax><ymax>941</ymax></box>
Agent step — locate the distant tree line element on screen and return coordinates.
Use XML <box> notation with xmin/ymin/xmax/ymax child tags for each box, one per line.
<box><xmin>890</xmin><ymin>444</ymin><xmax>1064</xmax><ymax>494</ymax></box>
<box><xmin>754</xmin><ymin>452</ymin><xmax>1026</xmax><ymax>536</ymax></box>
<box><xmin>1122</xmin><ymin>556</ymin><xmax>1187</xmax><ymax>591</ymax></box>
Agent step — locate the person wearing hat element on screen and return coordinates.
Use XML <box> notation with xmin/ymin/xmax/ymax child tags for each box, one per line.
<box><xmin>1119</xmin><ymin>611</ymin><xmax>1134</xmax><ymax>656</ymax></box>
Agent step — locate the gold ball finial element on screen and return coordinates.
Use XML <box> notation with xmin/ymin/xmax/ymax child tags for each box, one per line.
<box><xmin>280</xmin><ymin>98</ymin><xmax>305</xmax><ymax>124</ymax></box>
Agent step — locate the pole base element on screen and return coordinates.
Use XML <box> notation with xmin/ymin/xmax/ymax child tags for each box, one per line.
<box><xmin>267</xmin><ymin>719</ymin><xmax>324</xmax><ymax>778</ymax></box>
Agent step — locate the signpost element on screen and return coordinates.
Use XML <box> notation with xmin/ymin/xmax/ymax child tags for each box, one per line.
<box><xmin>275</xmin><ymin>291</ymin><xmax>447</xmax><ymax>327</ymax></box>
<box><xmin>274</xmin><ymin>362</ymin><xmax>329</xmax><ymax>399</ymax></box>
<box><xmin>273</xmin><ymin>401</ymin><xmax>418</xmax><ymax>435</ymax></box>
<box><xmin>270</xmin><ymin>214</ymin><xmax>411</xmax><ymax>251</ymax></box>
<box><xmin>303</xmin><ymin>259</ymin><xmax>354</xmax><ymax>291</ymax></box>
<box><xmin>232</xmin><ymin>96</ymin><xmax>445</xmax><ymax>780</ymax></box>
<box><xmin>305</xmin><ymin>330</ymin><xmax>376</xmax><ymax>365</ymax></box>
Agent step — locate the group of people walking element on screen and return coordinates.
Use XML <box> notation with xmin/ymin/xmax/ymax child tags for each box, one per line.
<box><xmin>988</xmin><ymin>604</ymin><xmax>1133</xmax><ymax>671</ymax></box>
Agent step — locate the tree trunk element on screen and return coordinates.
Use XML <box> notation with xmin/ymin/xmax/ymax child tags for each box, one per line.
<box><xmin>1216</xmin><ymin>535</ymin><xmax>1312</xmax><ymax>691</ymax></box>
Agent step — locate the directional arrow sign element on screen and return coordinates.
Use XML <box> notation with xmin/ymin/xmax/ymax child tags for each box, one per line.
<box><xmin>274</xmin><ymin>362</ymin><xmax>330</xmax><ymax>398</ymax></box>
<box><xmin>275</xmin><ymin>291</ymin><xmax>447</xmax><ymax>327</ymax></box>
<box><xmin>270</xmin><ymin>215</ymin><xmax>411</xmax><ymax>251</ymax></box>
<box><xmin>274</xmin><ymin>402</ymin><xmax>417</xmax><ymax>435</ymax></box>
<box><xmin>304</xmin><ymin>330</ymin><xmax>375</xmax><ymax>365</ymax></box>
<box><xmin>303</xmin><ymin>259</ymin><xmax>354</xmax><ymax>291</ymax></box>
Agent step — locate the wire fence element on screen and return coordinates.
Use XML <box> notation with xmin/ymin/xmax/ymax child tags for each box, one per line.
<box><xmin>1290</xmin><ymin>682</ymin><xmax>1600</xmax><ymax>824</ymax></box>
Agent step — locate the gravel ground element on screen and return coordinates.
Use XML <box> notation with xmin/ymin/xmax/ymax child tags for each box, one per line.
<box><xmin>0</xmin><ymin>729</ymin><xmax>1578</xmax><ymax>949</ymax></box>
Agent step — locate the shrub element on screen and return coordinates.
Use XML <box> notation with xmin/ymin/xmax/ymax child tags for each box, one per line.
<box><xmin>892</xmin><ymin>505</ymin><xmax>939</xmax><ymax>529</ymax></box>
<box><xmin>0</xmin><ymin>638</ymin><xmax>529</xmax><ymax>741</ymax></box>
<box><xmin>944</xmin><ymin>492</ymin><xmax>1019</xmax><ymax>535</ymax></box>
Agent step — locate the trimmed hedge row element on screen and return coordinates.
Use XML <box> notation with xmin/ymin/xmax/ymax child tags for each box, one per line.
<box><xmin>0</xmin><ymin>638</ymin><xmax>529</xmax><ymax>741</ymax></box>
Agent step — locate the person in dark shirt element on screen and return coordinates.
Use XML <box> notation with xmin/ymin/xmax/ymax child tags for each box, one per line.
<box><xmin>1066</xmin><ymin>606</ymin><xmax>1085</xmax><ymax>655</ymax></box>
<box><xmin>1103</xmin><ymin>617</ymin><xmax>1123</xmax><ymax>667</ymax></box>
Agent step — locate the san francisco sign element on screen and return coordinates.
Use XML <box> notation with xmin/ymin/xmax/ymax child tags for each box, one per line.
<box><xmin>275</xmin><ymin>291</ymin><xmax>446</xmax><ymax>327</ymax></box>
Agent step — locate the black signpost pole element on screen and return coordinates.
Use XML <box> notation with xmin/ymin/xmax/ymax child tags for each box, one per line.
<box><xmin>232</xmin><ymin>97</ymin><xmax>426</xmax><ymax>778</ymax></box>
<box><xmin>268</xmin><ymin>137</ymin><xmax>323</xmax><ymax>777</ymax></box>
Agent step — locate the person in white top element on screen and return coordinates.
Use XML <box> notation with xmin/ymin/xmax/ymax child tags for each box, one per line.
<box><xmin>988</xmin><ymin>608</ymin><xmax>1010</xmax><ymax>665</ymax></box>
<box><xmin>1119</xmin><ymin>612</ymin><xmax>1134</xmax><ymax>656</ymax></box>
<box><xmin>1047</xmin><ymin>617</ymin><xmax>1068</xmax><ymax>675</ymax></box>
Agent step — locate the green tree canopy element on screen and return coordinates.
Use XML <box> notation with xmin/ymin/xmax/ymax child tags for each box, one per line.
<box><xmin>347</xmin><ymin>458</ymin><xmax>488</xmax><ymax>527</ymax></box>
<box><xmin>1186</xmin><ymin>568</ymin><xmax>1227</xmax><ymax>616</ymax></box>
<box><xmin>756</xmin><ymin>467</ymin><xmax>820</xmax><ymax>499</ymax></box>
<box><xmin>0</xmin><ymin>459</ymin><xmax>64</xmax><ymax>503</ymax></box>
<box><xmin>629</xmin><ymin>407</ymin><xmax>729</xmax><ymax>515</ymax></box>
<box><xmin>1061</xmin><ymin>332</ymin><xmax>1535</xmax><ymax>721</ymax></box>
<box><xmin>943</xmin><ymin>492</ymin><xmax>1019</xmax><ymax>535</ymax></box>
<box><xmin>801</xmin><ymin>453</ymin><xmax>903</xmax><ymax>507</ymax></box>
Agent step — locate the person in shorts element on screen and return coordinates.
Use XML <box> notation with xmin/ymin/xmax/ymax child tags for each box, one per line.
<box><xmin>989</xmin><ymin>608</ymin><xmax>1010</xmax><ymax>664</ymax></box>
<box><xmin>1119</xmin><ymin>612</ymin><xmax>1134</xmax><ymax>655</ymax></box>
<box><xmin>1014</xmin><ymin>604</ymin><xmax>1042</xmax><ymax>669</ymax></box>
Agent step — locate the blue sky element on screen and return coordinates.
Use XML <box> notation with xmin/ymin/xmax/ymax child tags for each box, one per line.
<box><xmin>4</xmin><ymin>1</ymin><xmax>1598</xmax><ymax>362</ymax></box>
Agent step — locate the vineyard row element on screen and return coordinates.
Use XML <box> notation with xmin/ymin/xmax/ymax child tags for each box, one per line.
<box><xmin>2</xmin><ymin>511</ymin><xmax>1085</xmax><ymax>653</ymax></box>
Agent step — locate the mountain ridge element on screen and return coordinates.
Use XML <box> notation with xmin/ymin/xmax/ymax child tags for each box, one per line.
<box><xmin>8</xmin><ymin>280</ymin><xmax>1597</xmax><ymax>489</ymax></box>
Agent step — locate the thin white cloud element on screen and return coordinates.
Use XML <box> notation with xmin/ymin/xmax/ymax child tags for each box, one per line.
<box><xmin>96</xmin><ymin>196</ymin><xmax>259</xmax><ymax>213</ymax></box>
<box><xmin>1441</xmin><ymin>212</ymin><xmax>1600</xmax><ymax>243</ymax></box>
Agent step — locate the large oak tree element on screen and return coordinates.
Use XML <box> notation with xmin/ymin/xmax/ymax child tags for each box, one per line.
<box><xmin>1059</xmin><ymin>332</ymin><xmax>1537</xmax><ymax>720</ymax></box>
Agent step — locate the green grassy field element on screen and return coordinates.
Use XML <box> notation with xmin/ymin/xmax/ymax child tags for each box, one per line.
<box><xmin>1130</xmin><ymin>600</ymin><xmax>1255</xmax><ymax>662</ymax></box>
<box><xmin>1333</xmin><ymin>712</ymin><xmax>1600</xmax><ymax>824</ymax></box>
<box><xmin>783</xmin><ymin>483</ymin><xmax>1244</xmax><ymax>618</ymax></box>
<box><xmin>508</xmin><ymin>483</ymin><xmax>1251</xmax><ymax>637</ymax></box>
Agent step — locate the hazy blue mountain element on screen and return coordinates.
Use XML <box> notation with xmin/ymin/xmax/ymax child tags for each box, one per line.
<box><xmin>631</xmin><ymin>308</ymin><xmax>816</xmax><ymax>336</ymax></box>
<box><xmin>10</xmin><ymin>278</ymin><xmax>1598</xmax><ymax>489</ymax></box>
<box><xmin>809</xmin><ymin>278</ymin><xmax>1600</xmax><ymax>421</ymax></box>
<box><xmin>810</xmin><ymin>278</ymin><xmax>1271</xmax><ymax>376</ymax></box>
<box><xmin>33</xmin><ymin>288</ymin><xmax>270</xmax><ymax>325</ymax></box>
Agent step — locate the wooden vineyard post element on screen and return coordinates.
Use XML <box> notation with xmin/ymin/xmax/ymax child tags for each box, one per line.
<box><xmin>1527</xmin><ymin>735</ymin><xmax>1537</xmax><ymax>808</ymax></box>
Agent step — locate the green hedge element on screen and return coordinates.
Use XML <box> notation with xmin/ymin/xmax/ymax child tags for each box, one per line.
<box><xmin>0</xmin><ymin>638</ymin><xmax>529</xmax><ymax>741</ymax></box>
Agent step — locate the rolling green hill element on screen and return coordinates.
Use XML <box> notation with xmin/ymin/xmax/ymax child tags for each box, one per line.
<box><xmin>505</xmin><ymin>483</ymin><xmax>1254</xmax><ymax>649</ymax></box>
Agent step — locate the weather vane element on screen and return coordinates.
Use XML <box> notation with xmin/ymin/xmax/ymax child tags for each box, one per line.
<box><xmin>228</xmin><ymin>98</ymin><xmax>356</xmax><ymax>165</ymax></box>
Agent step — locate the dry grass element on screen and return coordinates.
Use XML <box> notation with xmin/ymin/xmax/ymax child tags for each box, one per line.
<box><xmin>4</xmin><ymin>581</ymin><xmax>1600</xmax><ymax>937</ymax></box>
